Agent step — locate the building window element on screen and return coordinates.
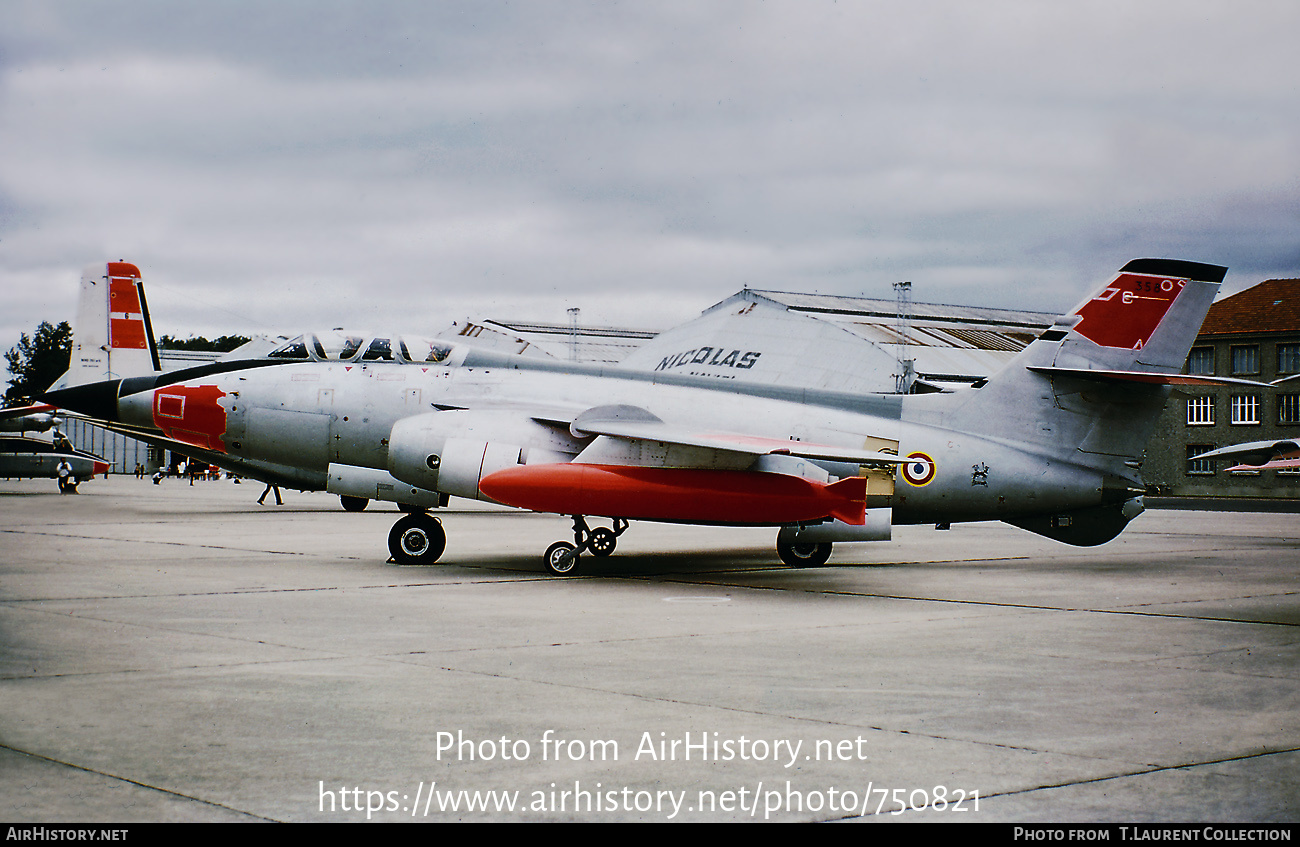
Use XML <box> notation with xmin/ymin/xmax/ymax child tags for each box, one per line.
<box><xmin>1230</xmin><ymin>345</ymin><xmax>1259</xmax><ymax>375</ymax></box>
<box><xmin>1278</xmin><ymin>343</ymin><xmax>1300</xmax><ymax>375</ymax></box>
<box><xmin>1280</xmin><ymin>394</ymin><xmax>1300</xmax><ymax>425</ymax></box>
<box><xmin>1187</xmin><ymin>444</ymin><xmax>1215</xmax><ymax>475</ymax></box>
<box><xmin>1186</xmin><ymin>347</ymin><xmax>1214</xmax><ymax>375</ymax></box>
<box><xmin>1186</xmin><ymin>396</ymin><xmax>1215</xmax><ymax>425</ymax></box>
<box><xmin>1230</xmin><ymin>395</ymin><xmax>1260</xmax><ymax>425</ymax></box>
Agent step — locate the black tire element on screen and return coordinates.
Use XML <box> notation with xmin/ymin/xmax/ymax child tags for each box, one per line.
<box><xmin>544</xmin><ymin>541</ymin><xmax>580</xmax><ymax>575</ymax></box>
<box><xmin>388</xmin><ymin>514</ymin><xmax>446</xmax><ymax>565</ymax></box>
<box><xmin>588</xmin><ymin>527</ymin><xmax>617</xmax><ymax>557</ymax></box>
<box><xmin>340</xmin><ymin>495</ymin><xmax>369</xmax><ymax>512</ymax></box>
<box><xmin>777</xmin><ymin>540</ymin><xmax>832</xmax><ymax>568</ymax></box>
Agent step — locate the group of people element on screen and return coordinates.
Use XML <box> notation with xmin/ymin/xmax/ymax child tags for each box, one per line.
<box><xmin>136</xmin><ymin>461</ymin><xmax>281</xmax><ymax>504</ymax></box>
<box><xmin>54</xmin><ymin>460</ymin><xmax>284</xmax><ymax>505</ymax></box>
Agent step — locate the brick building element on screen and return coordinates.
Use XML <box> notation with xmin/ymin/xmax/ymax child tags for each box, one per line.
<box><xmin>1144</xmin><ymin>278</ymin><xmax>1300</xmax><ymax>498</ymax></box>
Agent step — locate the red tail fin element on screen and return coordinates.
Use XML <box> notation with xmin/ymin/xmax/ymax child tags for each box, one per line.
<box><xmin>1069</xmin><ymin>259</ymin><xmax>1225</xmax><ymax>351</ymax></box>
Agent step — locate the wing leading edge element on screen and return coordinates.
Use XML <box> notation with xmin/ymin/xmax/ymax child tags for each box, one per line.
<box><xmin>567</xmin><ymin>404</ymin><xmax>906</xmax><ymax>466</ymax></box>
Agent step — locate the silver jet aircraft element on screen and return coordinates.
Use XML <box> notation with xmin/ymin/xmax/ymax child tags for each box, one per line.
<box><xmin>46</xmin><ymin>258</ymin><xmax>1237</xmax><ymax>574</ymax></box>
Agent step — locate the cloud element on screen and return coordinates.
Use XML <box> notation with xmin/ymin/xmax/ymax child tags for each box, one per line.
<box><xmin>2</xmin><ymin>0</ymin><xmax>1297</xmax><ymax>358</ymax></box>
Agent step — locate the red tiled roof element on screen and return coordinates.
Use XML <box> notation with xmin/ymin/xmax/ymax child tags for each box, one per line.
<box><xmin>1199</xmin><ymin>278</ymin><xmax>1300</xmax><ymax>336</ymax></box>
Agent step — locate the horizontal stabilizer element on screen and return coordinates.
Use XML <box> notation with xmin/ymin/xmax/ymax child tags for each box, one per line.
<box><xmin>1027</xmin><ymin>366</ymin><xmax>1269</xmax><ymax>388</ymax></box>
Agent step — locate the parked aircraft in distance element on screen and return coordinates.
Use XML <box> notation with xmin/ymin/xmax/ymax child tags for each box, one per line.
<box><xmin>1194</xmin><ymin>440</ymin><xmax>1300</xmax><ymax>472</ymax></box>
<box><xmin>0</xmin><ymin>404</ymin><xmax>108</xmax><ymax>484</ymax></box>
<box><xmin>46</xmin><ymin>258</ymin><xmax>1253</xmax><ymax>573</ymax></box>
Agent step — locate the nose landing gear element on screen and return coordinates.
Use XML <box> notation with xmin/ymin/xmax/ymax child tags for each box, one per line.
<box><xmin>543</xmin><ymin>516</ymin><xmax>628</xmax><ymax>575</ymax></box>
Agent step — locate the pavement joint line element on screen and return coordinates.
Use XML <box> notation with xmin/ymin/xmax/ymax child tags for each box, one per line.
<box><xmin>7</xmin><ymin>573</ymin><xmax>1298</xmax><ymax>628</ymax></box>
<box><xmin>839</xmin><ymin>745</ymin><xmax>1300</xmax><ymax>821</ymax></box>
<box><xmin>639</xmin><ymin>576</ymin><xmax>1300</xmax><ymax>627</ymax></box>
<box><xmin>0</xmin><ymin>528</ymin><xmax>323</xmax><ymax>556</ymax></box>
<box><xmin>0</xmin><ymin>742</ymin><xmax>278</xmax><ymax>822</ymax></box>
<box><xmin>0</xmin><ymin>653</ymin><xmax>360</xmax><ymax>682</ymax></box>
<box><xmin>812</xmin><ymin>592</ymin><xmax>1300</xmax><ymax>628</ymax></box>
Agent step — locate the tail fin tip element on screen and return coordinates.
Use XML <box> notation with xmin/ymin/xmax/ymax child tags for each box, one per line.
<box><xmin>1119</xmin><ymin>258</ymin><xmax>1227</xmax><ymax>283</ymax></box>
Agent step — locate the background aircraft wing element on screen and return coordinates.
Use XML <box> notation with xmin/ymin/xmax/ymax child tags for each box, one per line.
<box><xmin>0</xmin><ymin>403</ymin><xmax>61</xmax><ymax>432</ymax></box>
<box><xmin>1193</xmin><ymin>440</ymin><xmax>1300</xmax><ymax>469</ymax></box>
<box><xmin>616</xmin><ymin>293</ymin><xmax>904</xmax><ymax>394</ymax></box>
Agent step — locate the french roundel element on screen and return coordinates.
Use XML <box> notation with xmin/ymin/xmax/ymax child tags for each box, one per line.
<box><xmin>901</xmin><ymin>451</ymin><xmax>936</xmax><ymax>486</ymax></box>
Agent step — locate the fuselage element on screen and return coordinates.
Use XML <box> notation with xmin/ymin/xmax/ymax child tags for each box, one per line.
<box><xmin>108</xmin><ymin>343</ymin><xmax>1125</xmax><ymax>528</ymax></box>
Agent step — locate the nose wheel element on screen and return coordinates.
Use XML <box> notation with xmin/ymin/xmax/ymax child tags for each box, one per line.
<box><xmin>545</xmin><ymin>541</ymin><xmax>580</xmax><ymax>575</ymax></box>
<box><xmin>543</xmin><ymin>517</ymin><xmax>628</xmax><ymax>575</ymax></box>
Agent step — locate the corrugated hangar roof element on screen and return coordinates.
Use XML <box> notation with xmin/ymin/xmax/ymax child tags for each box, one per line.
<box><xmin>483</xmin><ymin>289</ymin><xmax>1056</xmax><ymax>389</ymax></box>
<box><xmin>704</xmin><ymin>289</ymin><xmax>1055</xmax><ymax>386</ymax></box>
<box><xmin>731</xmin><ymin>289</ymin><xmax>1054</xmax><ymax>332</ymax></box>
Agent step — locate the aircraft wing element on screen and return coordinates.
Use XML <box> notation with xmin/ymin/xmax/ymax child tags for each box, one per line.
<box><xmin>568</xmin><ymin>404</ymin><xmax>906</xmax><ymax>466</ymax></box>
<box><xmin>474</xmin><ymin>403</ymin><xmax>905</xmax><ymax>529</ymax></box>
<box><xmin>1193</xmin><ymin>440</ymin><xmax>1300</xmax><ymax>469</ymax></box>
<box><xmin>0</xmin><ymin>403</ymin><xmax>61</xmax><ymax>433</ymax></box>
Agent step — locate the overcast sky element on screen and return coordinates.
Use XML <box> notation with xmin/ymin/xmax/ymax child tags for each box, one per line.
<box><xmin>2</xmin><ymin>1</ymin><xmax>1297</xmax><ymax>358</ymax></box>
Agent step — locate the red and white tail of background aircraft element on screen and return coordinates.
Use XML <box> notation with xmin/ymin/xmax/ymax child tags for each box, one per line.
<box><xmin>0</xmin><ymin>255</ymin><xmax>146</xmax><ymax>482</ymax></box>
<box><xmin>45</xmin><ymin>258</ymin><xmax>1260</xmax><ymax>574</ymax></box>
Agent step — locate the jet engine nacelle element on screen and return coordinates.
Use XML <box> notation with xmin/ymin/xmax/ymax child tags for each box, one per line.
<box><xmin>387</xmin><ymin>411</ymin><xmax>583</xmax><ymax>501</ymax></box>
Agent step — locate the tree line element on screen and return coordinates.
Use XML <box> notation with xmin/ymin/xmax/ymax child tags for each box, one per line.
<box><xmin>4</xmin><ymin>323</ymin><xmax>250</xmax><ymax>406</ymax></box>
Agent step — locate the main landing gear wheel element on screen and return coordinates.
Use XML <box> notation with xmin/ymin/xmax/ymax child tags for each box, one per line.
<box><xmin>389</xmin><ymin>513</ymin><xmax>446</xmax><ymax>565</ymax></box>
<box><xmin>777</xmin><ymin>540</ymin><xmax>833</xmax><ymax>568</ymax></box>
<box><xmin>340</xmin><ymin>495</ymin><xmax>369</xmax><ymax>512</ymax></box>
<box><xmin>545</xmin><ymin>541</ymin><xmax>580</xmax><ymax>575</ymax></box>
<box><xmin>588</xmin><ymin>527</ymin><xmax>617</xmax><ymax>557</ymax></box>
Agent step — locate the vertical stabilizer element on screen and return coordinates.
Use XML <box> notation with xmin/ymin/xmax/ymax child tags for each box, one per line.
<box><xmin>921</xmin><ymin>259</ymin><xmax>1227</xmax><ymax>460</ymax></box>
<box><xmin>1055</xmin><ymin>258</ymin><xmax>1224</xmax><ymax>374</ymax></box>
<box><xmin>50</xmin><ymin>262</ymin><xmax>161</xmax><ymax>390</ymax></box>
<box><xmin>904</xmin><ymin>258</ymin><xmax>1227</xmax><ymax>546</ymax></box>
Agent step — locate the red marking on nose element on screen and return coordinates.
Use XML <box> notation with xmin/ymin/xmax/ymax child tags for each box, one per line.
<box><xmin>152</xmin><ymin>384</ymin><xmax>228</xmax><ymax>452</ymax></box>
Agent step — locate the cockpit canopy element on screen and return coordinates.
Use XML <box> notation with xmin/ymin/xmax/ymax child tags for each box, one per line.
<box><xmin>267</xmin><ymin>332</ymin><xmax>457</xmax><ymax>365</ymax></box>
